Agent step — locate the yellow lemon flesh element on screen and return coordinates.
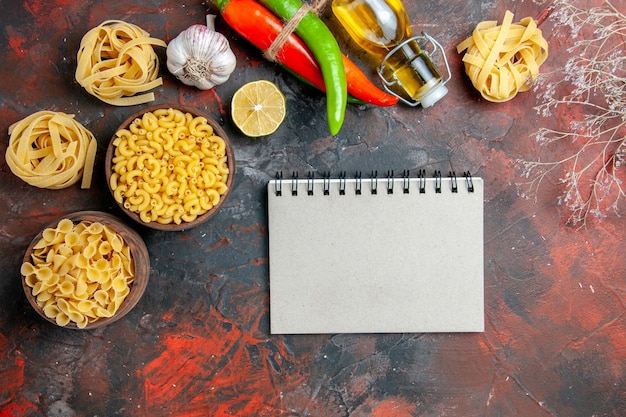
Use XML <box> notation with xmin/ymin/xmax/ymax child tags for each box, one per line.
<box><xmin>231</xmin><ymin>80</ymin><xmax>286</xmax><ymax>137</ymax></box>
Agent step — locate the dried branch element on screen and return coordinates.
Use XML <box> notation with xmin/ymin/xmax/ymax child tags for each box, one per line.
<box><xmin>519</xmin><ymin>0</ymin><xmax>626</xmax><ymax>225</ymax></box>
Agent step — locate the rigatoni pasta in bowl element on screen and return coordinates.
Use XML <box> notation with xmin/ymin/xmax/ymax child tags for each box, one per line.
<box><xmin>105</xmin><ymin>105</ymin><xmax>235</xmax><ymax>231</ymax></box>
<box><xmin>21</xmin><ymin>211</ymin><xmax>150</xmax><ymax>329</ymax></box>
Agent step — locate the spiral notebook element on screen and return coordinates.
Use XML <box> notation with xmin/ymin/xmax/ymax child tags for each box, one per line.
<box><xmin>267</xmin><ymin>170</ymin><xmax>484</xmax><ymax>334</ymax></box>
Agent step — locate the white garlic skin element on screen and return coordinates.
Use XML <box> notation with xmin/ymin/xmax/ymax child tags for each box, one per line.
<box><xmin>166</xmin><ymin>20</ymin><xmax>236</xmax><ymax>90</ymax></box>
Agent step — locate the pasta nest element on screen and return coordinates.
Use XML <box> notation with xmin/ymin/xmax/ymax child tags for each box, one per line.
<box><xmin>457</xmin><ymin>10</ymin><xmax>548</xmax><ymax>102</ymax></box>
<box><xmin>75</xmin><ymin>20</ymin><xmax>167</xmax><ymax>106</ymax></box>
<box><xmin>6</xmin><ymin>111</ymin><xmax>97</xmax><ymax>189</ymax></box>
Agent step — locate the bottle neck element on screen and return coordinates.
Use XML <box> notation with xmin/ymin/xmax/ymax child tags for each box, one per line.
<box><xmin>378</xmin><ymin>37</ymin><xmax>445</xmax><ymax>105</ymax></box>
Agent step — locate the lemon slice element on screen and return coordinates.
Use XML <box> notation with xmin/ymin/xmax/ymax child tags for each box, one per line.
<box><xmin>231</xmin><ymin>80</ymin><xmax>286</xmax><ymax>137</ymax></box>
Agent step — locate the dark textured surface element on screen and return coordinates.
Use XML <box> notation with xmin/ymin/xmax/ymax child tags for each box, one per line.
<box><xmin>1</xmin><ymin>0</ymin><xmax>625</xmax><ymax>416</ymax></box>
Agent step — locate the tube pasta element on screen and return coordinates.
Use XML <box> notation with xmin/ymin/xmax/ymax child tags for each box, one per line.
<box><xmin>142</xmin><ymin>180</ymin><xmax>161</xmax><ymax>194</ymax></box>
<box><xmin>22</xmin><ymin>219</ymin><xmax>134</xmax><ymax>328</ymax></box>
<box><xmin>210</xmin><ymin>135</ymin><xmax>226</xmax><ymax>155</ymax></box>
<box><xmin>457</xmin><ymin>10</ymin><xmax>548</xmax><ymax>102</ymax></box>
<box><xmin>75</xmin><ymin>20</ymin><xmax>167</xmax><ymax>106</ymax></box>
<box><xmin>6</xmin><ymin>111</ymin><xmax>97</xmax><ymax>189</ymax></box>
<box><xmin>188</xmin><ymin>116</ymin><xmax>208</xmax><ymax>135</ymax></box>
<box><xmin>141</xmin><ymin>112</ymin><xmax>159</xmax><ymax>131</ymax></box>
<box><xmin>110</xmin><ymin>109</ymin><xmax>230</xmax><ymax>225</ymax></box>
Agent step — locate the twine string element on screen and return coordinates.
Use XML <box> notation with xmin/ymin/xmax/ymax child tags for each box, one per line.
<box><xmin>263</xmin><ymin>0</ymin><xmax>329</xmax><ymax>62</ymax></box>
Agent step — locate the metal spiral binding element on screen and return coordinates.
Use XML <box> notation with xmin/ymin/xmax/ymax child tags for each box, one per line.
<box><xmin>272</xmin><ymin>170</ymin><xmax>476</xmax><ymax>196</ymax></box>
<box><xmin>307</xmin><ymin>172</ymin><xmax>314</xmax><ymax>195</ymax></box>
<box><xmin>434</xmin><ymin>170</ymin><xmax>442</xmax><ymax>193</ymax></box>
<box><xmin>323</xmin><ymin>171</ymin><xmax>331</xmax><ymax>195</ymax></box>
<box><xmin>402</xmin><ymin>170</ymin><xmax>410</xmax><ymax>194</ymax></box>
<box><xmin>464</xmin><ymin>171</ymin><xmax>474</xmax><ymax>192</ymax></box>
<box><xmin>291</xmin><ymin>171</ymin><xmax>298</xmax><ymax>196</ymax></box>
<box><xmin>418</xmin><ymin>169</ymin><xmax>426</xmax><ymax>193</ymax></box>
<box><xmin>274</xmin><ymin>172</ymin><xmax>283</xmax><ymax>196</ymax></box>
<box><xmin>338</xmin><ymin>171</ymin><xmax>346</xmax><ymax>195</ymax></box>
<box><xmin>386</xmin><ymin>170</ymin><xmax>394</xmax><ymax>194</ymax></box>
<box><xmin>370</xmin><ymin>170</ymin><xmax>378</xmax><ymax>194</ymax></box>
<box><xmin>449</xmin><ymin>171</ymin><xmax>458</xmax><ymax>193</ymax></box>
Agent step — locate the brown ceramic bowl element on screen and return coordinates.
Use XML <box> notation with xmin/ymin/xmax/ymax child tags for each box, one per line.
<box><xmin>105</xmin><ymin>104</ymin><xmax>235</xmax><ymax>231</ymax></box>
<box><xmin>21</xmin><ymin>211</ymin><xmax>150</xmax><ymax>330</ymax></box>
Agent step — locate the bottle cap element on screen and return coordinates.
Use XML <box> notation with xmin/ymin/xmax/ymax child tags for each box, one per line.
<box><xmin>420</xmin><ymin>83</ymin><xmax>448</xmax><ymax>108</ymax></box>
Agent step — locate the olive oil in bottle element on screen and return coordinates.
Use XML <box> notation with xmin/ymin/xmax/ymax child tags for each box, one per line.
<box><xmin>332</xmin><ymin>0</ymin><xmax>449</xmax><ymax>107</ymax></box>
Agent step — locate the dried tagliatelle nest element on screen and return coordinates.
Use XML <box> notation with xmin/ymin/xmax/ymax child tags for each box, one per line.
<box><xmin>6</xmin><ymin>111</ymin><xmax>97</xmax><ymax>189</ymax></box>
<box><xmin>75</xmin><ymin>20</ymin><xmax>167</xmax><ymax>106</ymax></box>
<box><xmin>457</xmin><ymin>10</ymin><xmax>548</xmax><ymax>102</ymax></box>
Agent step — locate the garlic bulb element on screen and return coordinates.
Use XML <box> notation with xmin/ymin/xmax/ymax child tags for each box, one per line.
<box><xmin>166</xmin><ymin>15</ymin><xmax>236</xmax><ymax>90</ymax></box>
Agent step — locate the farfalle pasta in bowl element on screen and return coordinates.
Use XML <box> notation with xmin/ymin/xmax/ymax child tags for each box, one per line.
<box><xmin>105</xmin><ymin>105</ymin><xmax>235</xmax><ymax>231</ymax></box>
<box><xmin>21</xmin><ymin>211</ymin><xmax>150</xmax><ymax>329</ymax></box>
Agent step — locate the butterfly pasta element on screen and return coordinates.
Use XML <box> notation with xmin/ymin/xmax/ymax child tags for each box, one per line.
<box><xmin>6</xmin><ymin>111</ymin><xmax>97</xmax><ymax>189</ymax></box>
<box><xmin>75</xmin><ymin>20</ymin><xmax>167</xmax><ymax>106</ymax></box>
<box><xmin>457</xmin><ymin>10</ymin><xmax>548</xmax><ymax>102</ymax></box>
<box><xmin>22</xmin><ymin>219</ymin><xmax>135</xmax><ymax>328</ymax></box>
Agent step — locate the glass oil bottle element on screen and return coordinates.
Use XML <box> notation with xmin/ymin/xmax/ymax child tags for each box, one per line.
<box><xmin>332</xmin><ymin>0</ymin><xmax>450</xmax><ymax>107</ymax></box>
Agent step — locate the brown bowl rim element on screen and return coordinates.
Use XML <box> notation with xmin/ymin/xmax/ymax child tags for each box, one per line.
<box><xmin>21</xmin><ymin>211</ymin><xmax>150</xmax><ymax>330</ymax></box>
<box><xmin>105</xmin><ymin>104</ymin><xmax>235</xmax><ymax>231</ymax></box>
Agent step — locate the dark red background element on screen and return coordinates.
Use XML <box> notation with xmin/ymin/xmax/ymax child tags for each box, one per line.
<box><xmin>1</xmin><ymin>0</ymin><xmax>624</xmax><ymax>416</ymax></box>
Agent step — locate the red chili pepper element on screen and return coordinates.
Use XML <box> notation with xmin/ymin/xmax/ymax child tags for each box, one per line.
<box><xmin>213</xmin><ymin>0</ymin><xmax>398</xmax><ymax>107</ymax></box>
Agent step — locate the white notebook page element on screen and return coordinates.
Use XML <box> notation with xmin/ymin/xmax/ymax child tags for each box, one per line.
<box><xmin>268</xmin><ymin>174</ymin><xmax>484</xmax><ymax>334</ymax></box>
